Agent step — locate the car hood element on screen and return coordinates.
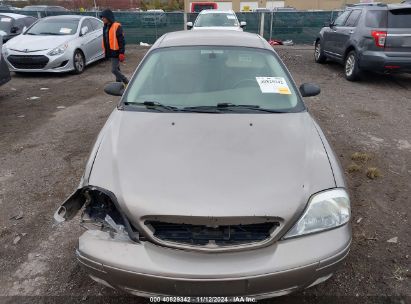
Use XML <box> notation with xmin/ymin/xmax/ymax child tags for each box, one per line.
<box><xmin>193</xmin><ymin>26</ymin><xmax>243</xmax><ymax>31</ymax></box>
<box><xmin>89</xmin><ymin>110</ymin><xmax>336</xmax><ymax>228</ymax></box>
<box><xmin>5</xmin><ymin>34</ymin><xmax>73</xmax><ymax>51</ymax></box>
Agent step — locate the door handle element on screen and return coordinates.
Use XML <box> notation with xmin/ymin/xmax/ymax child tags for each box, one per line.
<box><xmin>349</xmin><ymin>30</ymin><xmax>354</xmax><ymax>34</ymax></box>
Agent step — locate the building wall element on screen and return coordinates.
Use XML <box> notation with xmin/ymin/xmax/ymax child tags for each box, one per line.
<box><xmin>185</xmin><ymin>0</ymin><xmax>402</xmax><ymax>12</ymax></box>
<box><xmin>285</xmin><ymin>0</ymin><xmax>400</xmax><ymax>10</ymax></box>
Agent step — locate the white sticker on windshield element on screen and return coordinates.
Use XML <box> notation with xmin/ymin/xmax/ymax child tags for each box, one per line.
<box><xmin>59</xmin><ymin>28</ymin><xmax>72</xmax><ymax>34</ymax></box>
<box><xmin>256</xmin><ymin>77</ymin><xmax>291</xmax><ymax>95</ymax></box>
<box><xmin>227</xmin><ymin>15</ymin><xmax>236</xmax><ymax>19</ymax></box>
<box><xmin>1</xmin><ymin>17</ymin><xmax>12</xmax><ymax>22</ymax></box>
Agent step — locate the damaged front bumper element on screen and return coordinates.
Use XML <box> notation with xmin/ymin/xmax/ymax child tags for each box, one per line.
<box><xmin>55</xmin><ymin>186</ymin><xmax>351</xmax><ymax>298</ymax></box>
<box><xmin>76</xmin><ymin>225</ymin><xmax>351</xmax><ymax>299</ymax></box>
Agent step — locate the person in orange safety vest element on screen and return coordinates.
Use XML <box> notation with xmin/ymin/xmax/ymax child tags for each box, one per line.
<box><xmin>100</xmin><ymin>9</ymin><xmax>129</xmax><ymax>85</ymax></box>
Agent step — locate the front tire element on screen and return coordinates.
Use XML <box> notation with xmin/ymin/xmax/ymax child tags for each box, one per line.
<box><xmin>344</xmin><ymin>51</ymin><xmax>361</xmax><ymax>81</ymax></box>
<box><xmin>73</xmin><ymin>50</ymin><xmax>85</xmax><ymax>74</ymax></box>
<box><xmin>314</xmin><ymin>40</ymin><xmax>327</xmax><ymax>63</ymax></box>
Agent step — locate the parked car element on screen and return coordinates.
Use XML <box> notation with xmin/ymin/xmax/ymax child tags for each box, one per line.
<box><xmin>2</xmin><ymin>15</ymin><xmax>104</xmax><ymax>74</ymax></box>
<box><xmin>0</xmin><ymin>38</ymin><xmax>11</xmax><ymax>85</ymax></box>
<box><xmin>0</xmin><ymin>13</ymin><xmax>37</xmax><ymax>42</ymax></box>
<box><xmin>315</xmin><ymin>2</ymin><xmax>411</xmax><ymax>81</ymax></box>
<box><xmin>274</xmin><ymin>7</ymin><xmax>297</xmax><ymax>12</ymax></box>
<box><xmin>187</xmin><ymin>10</ymin><xmax>246</xmax><ymax>31</ymax></box>
<box><xmin>55</xmin><ymin>30</ymin><xmax>351</xmax><ymax>299</ymax></box>
<box><xmin>0</xmin><ymin>5</ymin><xmax>13</xmax><ymax>11</ymax></box>
<box><xmin>22</xmin><ymin>5</ymin><xmax>68</xmax><ymax>12</ymax></box>
<box><xmin>141</xmin><ymin>9</ymin><xmax>167</xmax><ymax>27</ymax></box>
<box><xmin>191</xmin><ymin>2</ymin><xmax>217</xmax><ymax>12</ymax></box>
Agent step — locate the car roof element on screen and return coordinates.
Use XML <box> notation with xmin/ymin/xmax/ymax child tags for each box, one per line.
<box><xmin>387</xmin><ymin>3</ymin><xmax>411</xmax><ymax>9</ymax></box>
<box><xmin>199</xmin><ymin>9</ymin><xmax>235</xmax><ymax>14</ymax></box>
<box><xmin>43</xmin><ymin>15</ymin><xmax>85</xmax><ymax>21</ymax></box>
<box><xmin>24</xmin><ymin>5</ymin><xmax>47</xmax><ymax>8</ymax></box>
<box><xmin>0</xmin><ymin>13</ymin><xmax>29</xmax><ymax>19</ymax></box>
<box><xmin>153</xmin><ymin>30</ymin><xmax>271</xmax><ymax>50</ymax></box>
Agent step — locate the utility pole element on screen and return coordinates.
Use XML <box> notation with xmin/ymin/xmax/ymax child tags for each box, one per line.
<box><xmin>94</xmin><ymin>0</ymin><xmax>98</xmax><ymax>17</ymax></box>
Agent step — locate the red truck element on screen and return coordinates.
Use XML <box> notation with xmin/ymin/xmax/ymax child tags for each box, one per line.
<box><xmin>190</xmin><ymin>2</ymin><xmax>217</xmax><ymax>12</ymax></box>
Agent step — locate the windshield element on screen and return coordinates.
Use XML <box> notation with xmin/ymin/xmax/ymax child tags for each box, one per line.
<box><xmin>26</xmin><ymin>19</ymin><xmax>78</xmax><ymax>35</ymax></box>
<box><xmin>124</xmin><ymin>46</ymin><xmax>303</xmax><ymax>113</ymax></box>
<box><xmin>195</xmin><ymin>13</ymin><xmax>239</xmax><ymax>27</ymax></box>
<box><xmin>0</xmin><ymin>16</ymin><xmax>12</xmax><ymax>32</ymax></box>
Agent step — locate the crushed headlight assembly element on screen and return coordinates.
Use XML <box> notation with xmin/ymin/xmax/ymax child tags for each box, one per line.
<box><xmin>54</xmin><ymin>186</ymin><xmax>140</xmax><ymax>242</ymax></box>
<box><xmin>48</xmin><ymin>43</ymin><xmax>68</xmax><ymax>56</ymax></box>
<box><xmin>283</xmin><ymin>189</ymin><xmax>350</xmax><ymax>239</ymax></box>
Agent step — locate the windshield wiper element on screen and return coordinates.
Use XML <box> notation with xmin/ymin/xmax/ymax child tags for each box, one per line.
<box><xmin>218</xmin><ymin>103</ymin><xmax>288</xmax><ymax>113</ymax></box>
<box><xmin>38</xmin><ymin>32</ymin><xmax>63</xmax><ymax>35</ymax></box>
<box><xmin>180</xmin><ymin>105</ymin><xmax>221</xmax><ymax>113</ymax></box>
<box><xmin>124</xmin><ymin>101</ymin><xmax>179</xmax><ymax>112</ymax></box>
<box><xmin>183</xmin><ymin>103</ymin><xmax>287</xmax><ymax>113</ymax></box>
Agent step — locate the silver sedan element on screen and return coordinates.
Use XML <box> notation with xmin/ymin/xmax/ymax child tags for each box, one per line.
<box><xmin>2</xmin><ymin>15</ymin><xmax>104</xmax><ymax>74</ymax></box>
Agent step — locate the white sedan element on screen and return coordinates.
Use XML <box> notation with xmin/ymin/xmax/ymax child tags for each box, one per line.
<box><xmin>2</xmin><ymin>15</ymin><xmax>104</xmax><ymax>74</ymax></box>
<box><xmin>187</xmin><ymin>10</ymin><xmax>246</xmax><ymax>31</ymax></box>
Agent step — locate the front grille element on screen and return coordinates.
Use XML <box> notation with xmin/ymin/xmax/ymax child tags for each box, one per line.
<box><xmin>146</xmin><ymin>221</ymin><xmax>279</xmax><ymax>247</ymax></box>
<box><xmin>8</xmin><ymin>55</ymin><xmax>49</xmax><ymax>69</ymax></box>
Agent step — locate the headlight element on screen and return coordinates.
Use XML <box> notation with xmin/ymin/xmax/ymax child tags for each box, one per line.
<box><xmin>48</xmin><ymin>43</ymin><xmax>68</xmax><ymax>56</ymax></box>
<box><xmin>284</xmin><ymin>189</ymin><xmax>350</xmax><ymax>239</ymax></box>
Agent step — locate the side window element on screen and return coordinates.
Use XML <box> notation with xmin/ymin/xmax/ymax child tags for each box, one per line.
<box><xmin>81</xmin><ymin>19</ymin><xmax>93</xmax><ymax>34</ymax></box>
<box><xmin>25</xmin><ymin>17</ymin><xmax>36</xmax><ymax>27</ymax></box>
<box><xmin>87</xmin><ymin>18</ymin><xmax>96</xmax><ymax>31</ymax></box>
<box><xmin>334</xmin><ymin>10</ymin><xmax>351</xmax><ymax>26</ymax></box>
<box><xmin>365</xmin><ymin>10</ymin><xmax>387</xmax><ymax>28</ymax></box>
<box><xmin>345</xmin><ymin>10</ymin><xmax>362</xmax><ymax>27</ymax></box>
<box><xmin>90</xmin><ymin>18</ymin><xmax>103</xmax><ymax>31</ymax></box>
<box><xmin>13</xmin><ymin>19</ymin><xmax>25</xmax><ymax>32</ymax></box>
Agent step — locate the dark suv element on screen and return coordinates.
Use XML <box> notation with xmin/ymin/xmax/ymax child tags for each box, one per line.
<box><xmin>315</xmin><ymin>3</ymin><xmax>411</xmax><ymax>81</ymax></box>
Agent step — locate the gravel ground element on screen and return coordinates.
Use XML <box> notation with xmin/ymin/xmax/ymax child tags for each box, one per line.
<box><xmin>0</xmin><ymin>45</ymin><xmax>409</xmax><ymax>304</ymax></box>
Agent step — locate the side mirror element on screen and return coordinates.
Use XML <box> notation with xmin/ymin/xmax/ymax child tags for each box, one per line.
<box><xmin>329</xmin><ymin>22</ymin><xmax>335</xmax><ymax>28</ymax></box>
<box><xmin>299</xmin><ymin>83</ymin><xmax>321</xmax><ymax>97</ymax></box>
<box><xmin>186</xmin><ymin>21</ymin><xmax>193</xmax><ymax>30</ymax></box>
<box><xmin>104</xmin><ymin>82</ymin><xmax>124</xmax><ymax>96</ymax></box>
<box><xmin>80</xmin><ymin>26</ymin><xmax>88</xmax><ymax>36</ymax></box>
<box><xmin>240</xmin><ymin>21</ymin><xmax>247</xmax><ymax>28</ymax></box>
<box><xmin>10</xmin><ymin>26</ymin><xmax>19</xmax><ymax>34</ymax></box>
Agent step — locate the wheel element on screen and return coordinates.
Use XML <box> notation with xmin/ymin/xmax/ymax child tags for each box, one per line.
<box><xmin>344</xmin><ymin>50</ymin><xmax>361</xmax><ymax>81</ymax></box>
<box><xmin>73</xmin><ymin>50</ymin><xmax>85</xmax><ymax>74</ymax></box>
<box><xmin>314</xmin><ymin>40</ymin><xmax>326</xmax><ymax>63</ymax></box>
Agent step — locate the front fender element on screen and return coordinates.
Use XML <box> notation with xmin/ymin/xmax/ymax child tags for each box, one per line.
<box><xmin>53</xmin><ymin>185</ymin><xmax>140</xmax><ymax>242</ymax></box>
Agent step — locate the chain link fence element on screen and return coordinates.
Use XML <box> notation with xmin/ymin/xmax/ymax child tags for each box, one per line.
<box><xmin>0</xmin><ymin>9</ymin><xmax>342</xmax><ymax>44</ymax></box>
